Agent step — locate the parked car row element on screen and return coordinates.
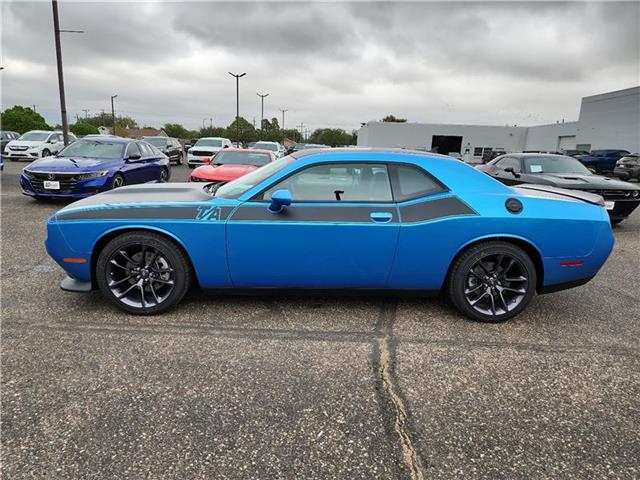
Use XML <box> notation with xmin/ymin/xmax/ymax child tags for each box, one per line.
<box><xmin>477</xmin><ymin>153</ymin><xmax>640</xmax><ymax>225</ymax></box>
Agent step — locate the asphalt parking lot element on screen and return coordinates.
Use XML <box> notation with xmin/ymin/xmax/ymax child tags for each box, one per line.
<box><xmin>2</xmin><ymin>159</ymin><xmax>639</xmax><ymax>479</ymax></box>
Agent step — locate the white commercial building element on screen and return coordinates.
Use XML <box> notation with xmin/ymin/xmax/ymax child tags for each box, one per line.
<box><xmin>357</xmin><ymin>86</ymin><xmax>639</xmax><ymax>162</ymax></box>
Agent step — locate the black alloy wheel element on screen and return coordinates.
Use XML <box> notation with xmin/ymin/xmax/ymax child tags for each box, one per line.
<box><xmin>96</xmin><ymin>232</ymin><xmax>191</xmax><ymax>314</ymax></box>
<box><xmin>448</xmin><ymin>241</ymin><xmax>537</xmax><ymax>322</ymax></box>
<box><xmin>160</xmin><ymin>168</ymin><xmax>169</xmax><ymax>183</ymax></box>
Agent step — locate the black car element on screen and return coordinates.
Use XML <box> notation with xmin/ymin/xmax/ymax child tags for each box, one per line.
<box><xmin>478</xmin><ymin>153</ymin><xmax>640</xmax><ymax>225</ymax></box>
<box><xmin>142</xmin><ymin>136</ymin><xmax>183</xmax><ymax>165</ymax></box>
<box><xmin>184</xmin><ymin>139</ymin><xmax>199</xmax><ymax>153</ymax></box>
<box><xmin>614</xmin><ymin>154</ymin><xmax>640</xmax><ymax>181</ymax></box>
<box><xmin>1</xmin><ymin>131</ymin><xmax>19</xmax><ymax>153</ymax></box>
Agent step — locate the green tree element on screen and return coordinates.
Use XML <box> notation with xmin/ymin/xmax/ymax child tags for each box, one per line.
<box><xmin>69</xmin><ymin>122</ymin><xmax>99</xmax><ymax>136</ymax></box>
<box><xmin>163</xmin><ymin>123</ymin><xmax>189</xmax><ymax>139</ymax></box>
<box><xmin>199</xmin><ymin>126</ymin><xmax>227</xmax><ymax>138</ymax></box>
<box><xmin>225</xmin><ymin>117</ymin><xmax>256</xmax><ymax>143</ymax></box>
<box><xmin>1</xmin><ymin>105</ymin><xmax>51</xmax><ymax>133</ymax></box>
<box><xmin>308</xmin><ymin>128</ymin><xmax>356</xmax><ymax>147</ymax></box>
<box><xmin>381</xmin><ymin>114</ymin><xmax>407</xmax><ymax>123</ymax></box>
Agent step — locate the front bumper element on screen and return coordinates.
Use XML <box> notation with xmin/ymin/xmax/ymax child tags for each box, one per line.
<box><xmin>21</xmin><ymin>173</ymin><xmax>111</xmax><ymax>199</ymax></box>
<box><xmin>614</xmin><ymin>167</ymin><xmax>640</xmax><ymax>180</ymax></box>
<box><xmin>6</xmin><ymin>149</ymin><xmax>40</xmax><ymax>161</ymax></box>
<box><xmin>605</xmin><ymin>199</ymin><xmax>640</xmax><ymax>221</ymax></box>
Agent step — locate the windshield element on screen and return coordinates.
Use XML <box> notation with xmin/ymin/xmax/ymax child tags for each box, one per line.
<box><xmin>144</xmin><ymin>137</ymin><xmax>167</xmax><ymax>147</ymax></box>
<box><xmin>212</xmin><ymin>151</ymin><xmax>271</xmax><ymax>166</ymax></box>
<box><xmin>58</xmin><ymin>139</ymin><xmax>124</xmax><ymax>159</ymax></box>
<box><xmin>253</xmin><ymin>142</ymin><xmax>278</xmax><ymax>152</ymax></box>
<box><xmin>523</xmin><ymin>155</ymin><xmax>591</xmax><ymax>175</ymax></box>
<box><xmin>215</xmin><ymin>155</ymin><xmax>297</xmax><ymax>198</ymax></box>
<box><xmin>19</xmin><ymin>132</ymin><xmax>50</xmax><ymax>141</ymax></box>
<box><xmin>195</xmin><ymin>139</ymin><xmax>222</xmax><ymax>147</ymax></box>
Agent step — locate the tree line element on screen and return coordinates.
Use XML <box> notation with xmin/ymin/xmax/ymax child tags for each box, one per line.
<box><xmin>1</xmin><ymin>104</ymin><xmax>406</xmax><ymax>147</ymax></box>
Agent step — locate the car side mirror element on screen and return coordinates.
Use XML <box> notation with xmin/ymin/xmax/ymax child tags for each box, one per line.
<box><xmin>203</xmin><ymin>157</ymin><xmax>211</xmax><ymax>165</ymax></box>
<box><xmin>224</xmin><ymin>144</ymin><xmax>229</xmax><ymax>149</ymax></box>
<box><xmin>504</xmin><ymin>167</ymin><xmax>520</xmax><ymax>178</ymax></box>
<box><xmin>268</xmin><ymin>189</ymin><xmax>292</xmax><ymax>214</ymax></box>
<box><xmin>127</xmin><ymin>153</ymin><xmax>142</xmax><ymax>161</ymax></box>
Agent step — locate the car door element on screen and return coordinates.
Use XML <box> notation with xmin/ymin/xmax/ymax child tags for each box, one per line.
<box><xmin>138</xmin><ymin>141</ymin><xmax>162</xmax><ymax>182</ymax></box>
<box><xmin>122</xmin><ymin>142</ymin><xmax>146</xmax><ymax>184</ymax></box>
<box><xmin>225</xmin><ymin>162</ymin><xmax>400</xmax><ymax>288</ymax></box>
<box><xmin>388</xmin><ymin>164</ymin><xmax>476</xmax><ymax>290</ymax></box>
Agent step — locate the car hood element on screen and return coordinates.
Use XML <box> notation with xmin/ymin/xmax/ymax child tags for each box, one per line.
<box><xmin>192</xmin><ymin>163</ymin><xmax>258</xmax><ymax>181</ymax></box>
<box><xmin>534</xmin><ymin>173</ymin><xmax>639</xmax><ymax>191</ymax></box>
<box><xmin>7</xmin><ymin>140</ymin><xmax>44</xmax><ymax>148</ymax></box>
<box><xmin>26</xmin><ymin>157</ymin><xmax>121</xmax><ymax>172</ymax></box>
<box><xmin>58</xmin><ymin>183</ymin><xmax>214</xmax><ymax>212</ymax></box>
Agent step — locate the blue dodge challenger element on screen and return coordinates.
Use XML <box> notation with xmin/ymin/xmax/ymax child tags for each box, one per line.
<box><xmin>45</xmin><ymin>149</ymin><xmax>614</xmax><ymax>322</ymax></box>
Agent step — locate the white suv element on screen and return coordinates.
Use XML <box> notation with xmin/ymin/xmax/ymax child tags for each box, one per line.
<box><xmin>252</xmin><ymin>141</ymin><xmax>284</xmax><ymax>158</ymax></box>
<box><xmin>5</xmin><ymin>130</ymin><xmax>77</xmax><ymax>161</ymax></box>
<box><xmin>187</xmin><ymin>137</ymin><xmax>232</xmax><ymax>168</ymax></box>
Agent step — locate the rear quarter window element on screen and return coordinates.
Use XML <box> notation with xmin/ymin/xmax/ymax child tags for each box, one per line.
<box><xmin>391</xmin><ymin>165</ymin><xmax>447</xmax><ymax>202</ymax></box>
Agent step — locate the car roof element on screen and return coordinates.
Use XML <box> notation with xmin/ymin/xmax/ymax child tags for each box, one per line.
<box><xmin>77</xmin><ymin>135</ymin><xmax>133</xmax><ymax>144</ymax></box>
<box><xmin>198</xmin><ymin>137</ymin><xmax>228</xmax><ymax>140</ymax></box>
<box><xmin>289</xmin><ymin>147</ymin><xmax>457</xmax><ymax>162</ymax></box>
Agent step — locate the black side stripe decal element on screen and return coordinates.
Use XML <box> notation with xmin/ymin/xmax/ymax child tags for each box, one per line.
<box><xmin>230</xmin><ymin>205</ymin><xmax>398</xmax><ymax>223</ymax></box>
<box><xmin>399</xmin><ymin>196</ymin><xmax>477</xmax><ymax>223</ymax></box>
<box><xmin>56</xmin><ymin>206</ymin><xmax>234</xmax><ymax>221</ymax></box>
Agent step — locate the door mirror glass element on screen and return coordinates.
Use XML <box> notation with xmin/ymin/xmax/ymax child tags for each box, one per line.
<box><xmin>268</xmin><ymin>189</ymin><xmax>292</xmax><ymax>213</ymax></box>
<box><xmin>128</xmin><ymin>153</ymin><xmax>142</xmax><ymax>160</ymax></box>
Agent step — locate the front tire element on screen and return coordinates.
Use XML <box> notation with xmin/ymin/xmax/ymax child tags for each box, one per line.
<box><xmin>96</xmin><ymin>232</ymin><xmax>192</xmax><ymax>315</ymax></box>
<box><xmin>42</xmin><ymin>149</ymin><xmax>51</xmax><ymax>158</ymax></box>
<box><xmin>111</xmin><ymin>173</ymin><xmax>125</xmax><ymax>189</ymax></box>
<box><xmin>447</xmin><ymin>241</ymin><xmax>537</xmax><ymax>323</ymax></box>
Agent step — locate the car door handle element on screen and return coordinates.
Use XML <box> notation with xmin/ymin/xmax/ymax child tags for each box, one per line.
<box><xmin>370</xmin><ymin>212</ymin><xmax>393</xmax><ymax>223</ymax></box>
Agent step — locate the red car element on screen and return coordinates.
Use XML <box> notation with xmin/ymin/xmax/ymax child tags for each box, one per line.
<box><xmin>188</xmin><ymin>148</ymin><xmax>275</xmax><ymax>184</ymax></box>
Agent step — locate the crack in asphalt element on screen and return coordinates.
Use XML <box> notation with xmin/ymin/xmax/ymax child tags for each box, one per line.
<box><xmin>373</xmin><ymin>301</ymin><xmax>426</xmax><ymax>480</ymax></box>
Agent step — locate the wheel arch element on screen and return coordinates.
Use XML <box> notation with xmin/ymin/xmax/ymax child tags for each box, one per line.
<box><xmin>445</xmin><ymin>234</ymin><xmax>545</xmax><ymax>293</ymax></box>
<box><xmin>89</xmin><ymin>226</ymin><xmax>199</xmax><ymax>289</ymax></box>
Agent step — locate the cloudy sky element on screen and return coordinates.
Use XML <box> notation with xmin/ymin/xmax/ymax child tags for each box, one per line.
<box><xmin>2</xmin><ymin>1</ymin><xmax>638</xmax><ymax>133</ymax></box>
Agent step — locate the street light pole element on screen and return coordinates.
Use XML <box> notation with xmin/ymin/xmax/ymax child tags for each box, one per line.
<box><xmin>279</xmin><ymin>109</ymin><xmax>288</xmax><ymax>141</ymax></box>
<box><xmin>228</xmin><ymin>72</ymin><xmax>246</xmax><ymax>144</ymax></box>
<box><xmin>52</xmin><ymin>0</ymin><xmax>69</xmax><ymax>145</ymax></box>
<box><xmin>51</xmin><ymin>0</ymin><xmax>82</xmax><ymax>146</ymax></box>
<box><xmin>257</xmin><ymin>92</ymin><xmax>269</xmax><ymax>133</ymax></box>
<box><xmin>110</xmin><ymin>94</ymin><xmax>118</xmax><ymax>136</ymax></box>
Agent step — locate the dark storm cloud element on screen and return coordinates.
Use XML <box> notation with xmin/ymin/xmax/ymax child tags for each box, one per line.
<box><xmin>1</xmin><ymin>1</ymin><xmax>638</xmax><ymax>131</ymax></box>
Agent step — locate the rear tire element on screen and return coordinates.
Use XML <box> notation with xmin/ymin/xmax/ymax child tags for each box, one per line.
<box><xmin>96</xmin><ymin>232</ymin><xmax>192</xmax><ymax>315</ymax></box>
<box><xmin>447</xmin><ymin>241</ymin><xmax>537</xmax><ymax>323</ymax></box>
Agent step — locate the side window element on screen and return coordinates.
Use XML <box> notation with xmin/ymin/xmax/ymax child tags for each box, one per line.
<box><xmin>392</xmin><ymin>165</ymin><xmax>447</xmax><ymax>202</ymax></box>
<box><xmin>496</xmin><ymin>157</ymin><xmax>521</xmax><ymax>172</ymax></box>
<box><xmin>126</xmin><ymin>142</ymin><xmax>141</xmax><ymax>158</ymax></box>
<box><xmin>138</xmin><ymin>142</ymin><xmax>154</xmax><ymax>156</ymax></box>
<box><xmin>262</xmin><ymin>163</ymin><xmax>393</xmax><ymax>202</ymax></box>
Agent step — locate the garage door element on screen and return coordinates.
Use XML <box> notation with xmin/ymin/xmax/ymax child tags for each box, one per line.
<box><xmin>557</xmin><ymin>135</ymin><xmax>576</xmax><ymax>151</ymax></box>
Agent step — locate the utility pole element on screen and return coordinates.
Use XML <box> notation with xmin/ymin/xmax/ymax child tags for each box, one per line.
<box><xmin>32</xmin><ymin>105</ymin><xmax>37</xmax><ymax>112</ymax></box>
<box><xmin>100</xmin><ymin>109</ymin><xmax>105</xmax><ymax>127</ymax></box>
<box><xmin>257</xmin><ymin>92</ymin><xmax>269</xmax><ymax>133</ymax></box>
<box><xmin>82</xmin><ymin>108</ymin><xmax>89</xmax><ymax>119</ymax></box>
<box><xmin>110</xmin><ymin>94</ymin><xmax>117</xmax><ymax>136</ymax></box>
<box><xmin>279</xmin><ymin>109</ymin><xmax>288</xmax><ymax>132</ymax></box>
<box><xmin>52</xmin><ymin>0</ymin><xmax>83</xmax><ymax>145</ymax></box>
<box><xmin>228</xmin><ymin>72</ymin><xmax>246</xmax><ymax>144</ymax></box>
<box><xmin>210</xmin><ymin>118</ymin><xmax>213</xmax><ymax>128</ymax></box>
<box><xmin>297</xmin><ymin>123</ymin><xmax>305</xmax><ymax>142</ymax></box>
